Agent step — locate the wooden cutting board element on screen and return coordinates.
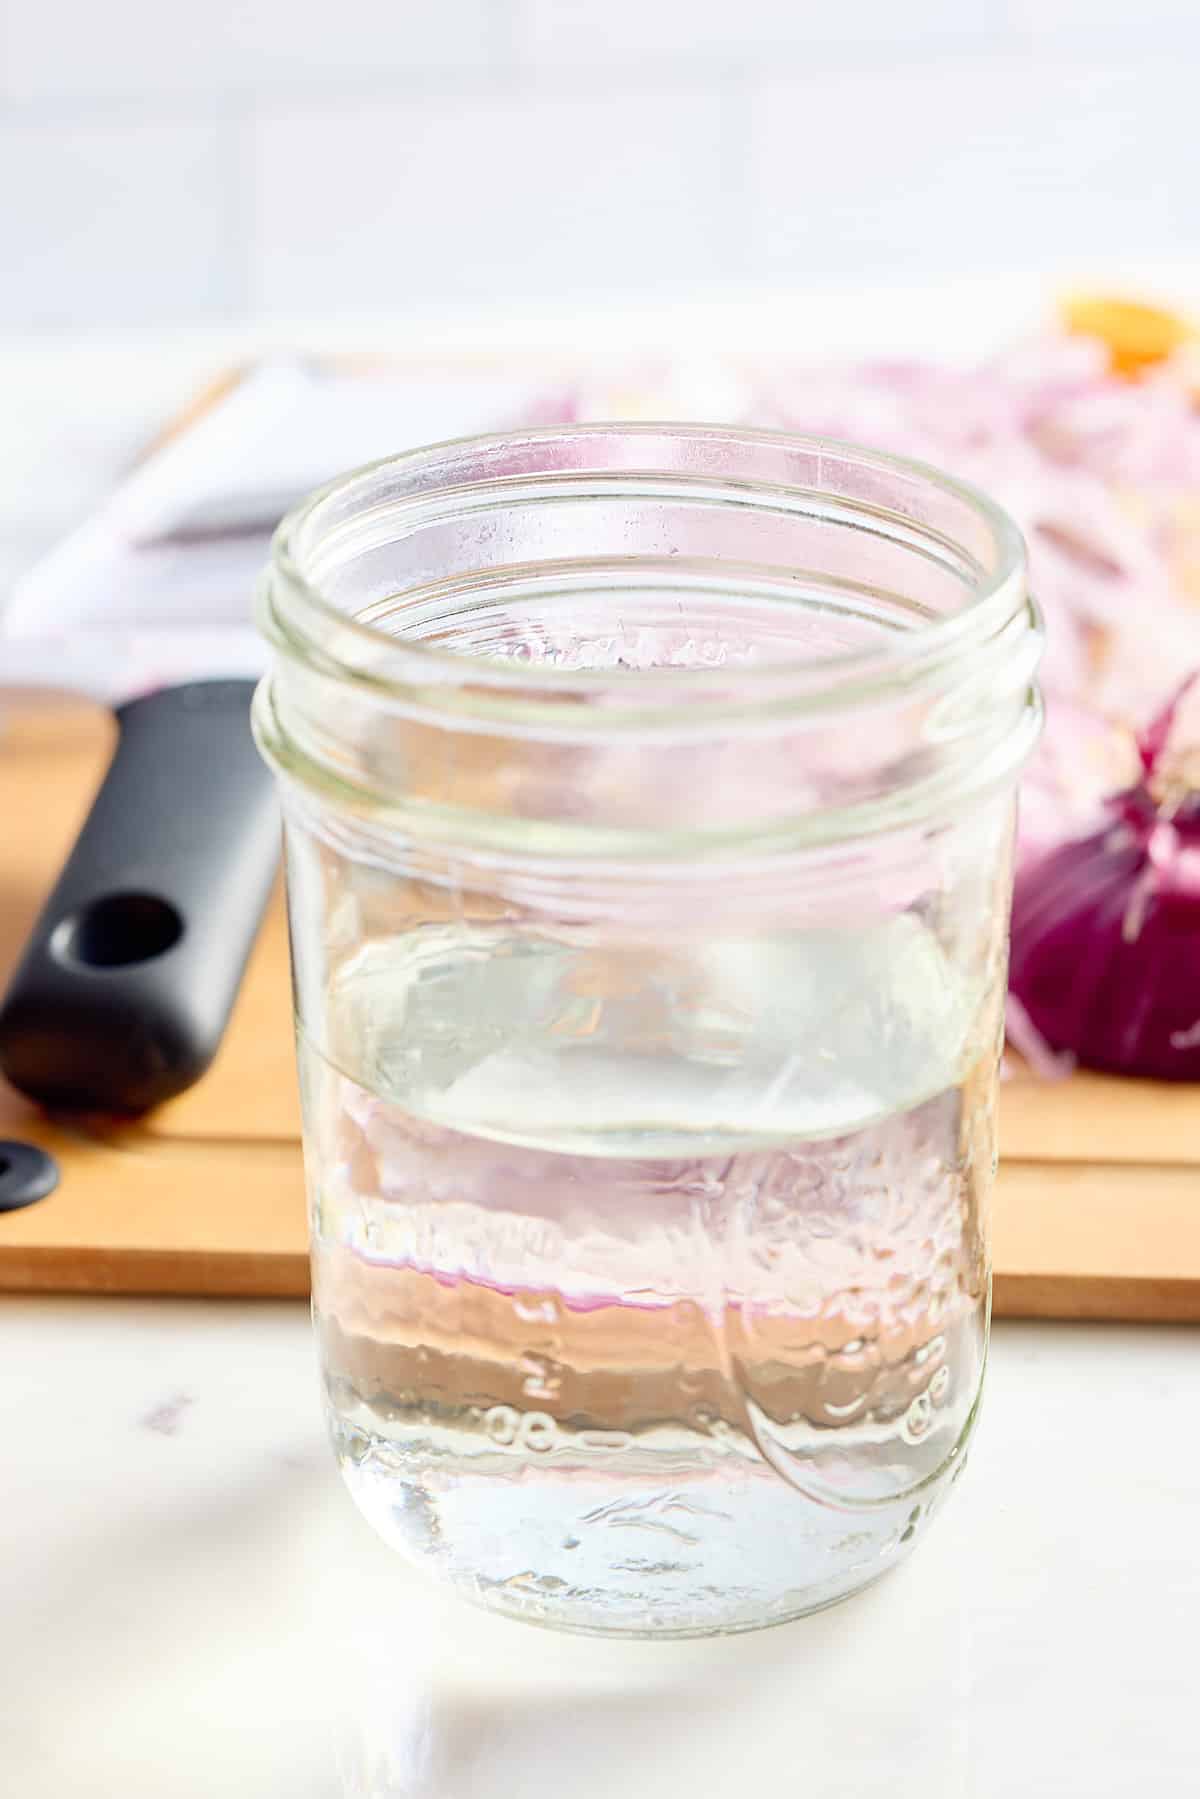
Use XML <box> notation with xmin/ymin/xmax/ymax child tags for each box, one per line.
<box><xmin>1</xmin><ymin>693</ymin><xmax>1198</xmax><ymax>1319</ymax></box>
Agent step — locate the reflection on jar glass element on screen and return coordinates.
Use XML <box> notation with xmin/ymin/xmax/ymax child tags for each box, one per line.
<box><xmin>255</xmin><ymin>425</ymin><xmax>1040</xmax><ymax>1636</ymax></box>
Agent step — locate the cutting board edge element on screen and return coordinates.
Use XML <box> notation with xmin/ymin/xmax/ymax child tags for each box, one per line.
<box><xmin>5</xmin><ymin>1251</ymin><xmax>1200</xmax><ymax>1322</ymax></box>
<box><xmin>0</xmin><ymin>1245</ymin><xmax>310</xmax><ymax>1300</ymax></box>
<box><xmin>992</xmin><ymin>1270</ymin><xmax>1200</xmax><ymax>1324</ymax></box>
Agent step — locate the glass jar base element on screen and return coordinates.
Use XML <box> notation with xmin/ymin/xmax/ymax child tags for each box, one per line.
<box><xmin>332</xmin><ymin>1408</ymin><xmax>966</xmax><ymax>1639</ymax></box>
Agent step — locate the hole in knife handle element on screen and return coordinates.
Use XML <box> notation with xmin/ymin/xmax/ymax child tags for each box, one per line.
<box><xmin>53</xmin><ymin>893</ymin><xmax>184</xmax><ymax>969</ymax></box>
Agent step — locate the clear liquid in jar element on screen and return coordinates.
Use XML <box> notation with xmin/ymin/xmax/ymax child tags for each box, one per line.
<box><xmin>304</xmin><ymin>916</ymin><xmax>994</xmax><ymax>1635</ymax></box>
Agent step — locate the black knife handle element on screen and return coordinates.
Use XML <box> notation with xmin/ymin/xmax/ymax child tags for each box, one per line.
<box><xmin>0</xmin><ymin>680</ymin><xmax>279</xmax><ymax>1113</ymax></box>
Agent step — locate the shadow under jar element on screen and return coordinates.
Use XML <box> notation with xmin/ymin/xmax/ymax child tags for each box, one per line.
<box><xmin>255</xmin><ymin>425</ymin><xmax>1041</xmax><ymax>1637</ymax></box>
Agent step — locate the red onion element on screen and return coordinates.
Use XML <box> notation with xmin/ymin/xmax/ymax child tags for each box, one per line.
<box><xmin>754</xmin><ymin>332</ymin><xmax>1200</xmax><ymax>865</ymax></box>
<box><xmin>536</xmin><ymin>326</ymin><xmax>1200</xmax><ymax>1080</ymax></box>
<box><xmin>1009</xmin><ymin>676</ymin><xmax>1200</xmax><ymax>1079</ymax></box>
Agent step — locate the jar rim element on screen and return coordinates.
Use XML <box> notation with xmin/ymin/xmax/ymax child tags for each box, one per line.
<box><xmin>263</xmin><ymin>421</ymin><xmax>1030</xmax><ymax>720</ymax></box>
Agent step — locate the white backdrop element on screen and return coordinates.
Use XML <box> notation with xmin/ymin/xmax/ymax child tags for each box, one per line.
<box><xmin>0</xmin><ymin>0</ymin><xmax>1196</xmax><ymax>326</ymax></box>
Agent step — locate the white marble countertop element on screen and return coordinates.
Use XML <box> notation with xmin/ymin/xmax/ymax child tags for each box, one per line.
<box><xmin>3</xmin><ymin>1300</ymin><xmax>1197</xmax><ymax>1797</ymax></box>
<box><xmin>3</xmin><ymin>285</ymin><xmax>1200</xmax><ymax>1795</ymax></box>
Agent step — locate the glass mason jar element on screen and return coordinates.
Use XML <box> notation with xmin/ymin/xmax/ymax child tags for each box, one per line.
<box><xmin>255</xmin><ymin>425</ymin><xmax>1040</xmax><ymax>1637</ymax></box>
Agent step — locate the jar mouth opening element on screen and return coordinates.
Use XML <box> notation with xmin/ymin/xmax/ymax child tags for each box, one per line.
<box><xmin>263</xmin><ymin>422</ymin><xmax>1029</xmax><ymax>717</ymax></box>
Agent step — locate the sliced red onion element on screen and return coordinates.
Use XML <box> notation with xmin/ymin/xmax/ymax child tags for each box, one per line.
<box><xmin>1009</xmin><ymin>677</ymin><xmax>1200</xmax><ymax>1079</ymax></box>
<box><xmin>535</xmin><ymin>333</ymin><xmax>1200</xmax><ymax>1077</ymax></box>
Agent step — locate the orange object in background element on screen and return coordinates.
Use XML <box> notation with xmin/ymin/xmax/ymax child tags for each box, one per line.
<box><xmin>1062</xmin><ymin>294</ymin><xmax>1196</xmax><ymax>376</ymax></box>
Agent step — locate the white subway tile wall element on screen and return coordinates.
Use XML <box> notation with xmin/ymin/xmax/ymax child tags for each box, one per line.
<box><xmin>749</xmin><ymin>61</ymin><xmax>1197</xmax><ymax>277</ymax></box>
<box><xmin>515</xmin><ymin>0</ymin><xmax>1007</xmax><ymax>64</ymax></box>
<box><xmin>0</xmin><ymin>118</ymin><xmax>235</xmax><ymax>326</ymax></box>
<box><xmin>250</xmin><ymin>86</ymin><xmax>730</xmax><ymax>312</ymax></box>
<box><xmin>1005</xmin><ymin>0</ymin><xmax>1200</xmax><ymax>46</ymax></box>
<box><xmin>0</xmin><ymin>0</ymin><xmax>1196</xmax><ymax>326</ymax></box>
<box><xmin>1</xmin><ymin>0</ymin><xmax>500</xmax><ymax>98</ymax></box>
